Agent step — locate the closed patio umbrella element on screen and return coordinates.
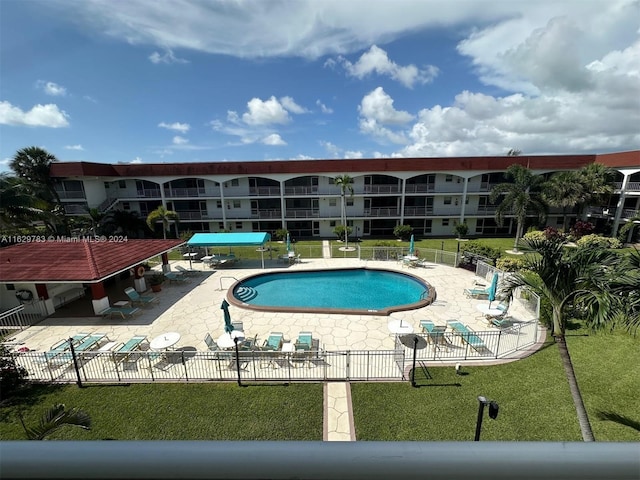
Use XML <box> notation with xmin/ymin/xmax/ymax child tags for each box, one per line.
<box><xmin>221</xmin><ymin>299</ymin><xmax>234</xmax><ymax>334</ymax></box>
<box><xmin>488</xmin><ymin>273</ymin><xmax>499</xmax><ymax>307</ymax></box>
<box><xmin>286</xmin><ymin>233</ymin><xmax>291</xmax><ymax>252</ymax></box>
<box><xmin>409</xmin><ymin>234</ymin><xmax>415</xmax><ymax>256</ymax></box>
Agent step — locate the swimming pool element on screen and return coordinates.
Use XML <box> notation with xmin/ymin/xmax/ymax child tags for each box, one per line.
<box><xmin>228</xmin><ymin>268</ymin><xmax>435</xmax><ymax>315</ymax></box>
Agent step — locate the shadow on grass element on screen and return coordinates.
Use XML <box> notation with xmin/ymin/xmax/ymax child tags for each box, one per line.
<box><xmin>597</xmin><ymin>411</ymin><xmax>640</xmax><ymax>432</ymax></box>
<box><xmin>409</xmin><ymin>364</ymin><xmax>463</xmax><ymax>388</ymax></box>
<box><xmin>0</xmin><ymin>382</ymin><xmax>68</xmax><ymax>423</ymax></box>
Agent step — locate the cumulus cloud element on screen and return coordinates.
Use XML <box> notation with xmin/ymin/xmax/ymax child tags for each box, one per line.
<box><xmin>316</xmin><ymin>99</ymin><xmax>333</xmax><ymax>114</ymax></box>
<box><xmin>0</xmin><ymin>101</ymin><xmax>70</xmax><ymax>127</ymax></box>
<box><xmin>262</xmin><ymin>133</ymin><xmax>286</xmax><ymax>145</ymax></box>
<box><xmin>172</xmin><ymin>135</ymin><xmax>189</xmax><ymax>145</ymax></box>
<box><xmin>358</xmin><ymin>87</ymin><xmax>413</xmax><ymax>144</ymax></box>
<box><xmin>130</xmin><ymin>156</ymin><xmax>143</xmax><ymax>164</ymax></box>
<box><xmin>36</xmin><ymin>80</ymin><xmax>67</xmax><ymax>96</ymax></box>
<box><xmin>242</xmin><ymin>96</ymin><xmax>290</xmax><ymax>126</ymax></box>
<box><xmin>149</xmin><ymin>48</ymin><xmax>188</xmax><ymax>64</ymax></box>
<box><xmin>280</xmin><ymin>96</ymin><xmax>308</xmax><ymax>114</ymax></box>
<box><xmin>329</xmin><ymin>45</ymin><xmax>439</xmax><ymax>88</ymax></box>
<box><xmin>64</xmin><ymin>144</ymin><xmax>84</xmax><ymax>151</ymax></box>
<box><xmin>158</xmin><ymin>121</ymin><xmax>190</xmax><ymax>133</ymax></box>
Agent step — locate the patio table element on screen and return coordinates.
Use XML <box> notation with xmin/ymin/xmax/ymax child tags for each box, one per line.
<box><xmin>150</xmin><ymin>332</ymin><xmax>181</xmax><ymax>351</ymax></box>
<box><xmin>217</xmin><ymin>330</ymin><xmax>245</xmax><ymax>349</ymax></box>
<box><xmin>388</xmin><ymin>319</ymin><xmax>414</xmax><ymax>334</ymax></box>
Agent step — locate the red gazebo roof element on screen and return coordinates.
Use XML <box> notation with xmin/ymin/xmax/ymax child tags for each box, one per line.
<box><xmin>0</xmin><ymin>239</ymin><xmax>184</xmax><ymax>283</ymax></box>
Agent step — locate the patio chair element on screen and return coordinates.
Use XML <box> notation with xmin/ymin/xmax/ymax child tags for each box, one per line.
<box><xmin>165</xmin><ymin>272</ymin><xmax>188</xmax><ymax>284</ymax></box>
<box><xmin>43</xmin><ymin>333</ymin><xmax>89</xmax><ymax>362</ymax></box>
<box><xmin>295</xmin><ymin>332</ymin><xmax>313</xmax><ymax>350</ymax></box>
<box><xmin>204</xmin><ymin>333</ymin><xmax>220</xmax><ymax>352</ymax></box>
<box><xmin>124</xmin><ymin>287</ymin><xmax>157</xmax><ymax>307</ymax></box>
<box><xmin>231</xmin><ymin>321</ymin><xmax>244</xmax><ymax>332</ymax></box>
<box><xmin>447</xmin><ymin>321</ymin><xmax>489</xmax><ymax>353</ymax></box>
<box><xmin>105</xmin><ymin>335</ymin><xmax>148</xmax><ymax>369</ymax></box>
<box><xmin>420</xmin><ymin>320</ymin><xmax>435</xmax><ymax>333</ymax></box>
<box><xmin>263</xmin><ymin>332</ymin><xmax>284</xmax><ymax>351</ymax></box>
<box><xmin>240</xmin><ymin>335</ymin><xmax>258</xmax><ymax>351</ymax></box>
<box><xmin>100</xmin><ymin>306</ymin><xmax>141</xmax><ymax>319</ymax></box>
<box><xmin>463</xmin><ymin>286</ymin><xmax>491</xmax><ymax>299</ymax></box>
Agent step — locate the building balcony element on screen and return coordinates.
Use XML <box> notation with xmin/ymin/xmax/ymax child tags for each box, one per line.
<box><xmin>404</xmin><ymin>206</ymin><xmax>434</xmax><ymax>216</ymax></box>
<box><xmin>285</xmin><ymin>209</ymin><xmax>320</xmax><ymax>218</ymax></box>
<box><xmin>249</xmin><ymin>186</ymin><xmax>281</xmax><ymax>196</ymax></box>
<box><xmin>164</xmin><ymin>188</ymin><xmax>219</xmax><ymax>198</ymax></box>
<box><xmin>56</xmin><ymin>191</ymin><xmax>86</xmax><ymax>200</ymax></box>
<box><xmin>283</xmin><ymin>186</ymin><xmax>319</xmax><ymax>196</ymax></box>
<box><xmin>176</xmin><ymin>211</ymin><xmax>213</xmax><ymax>221</ymax></box>
<box><xmin>63</xmin><ymin>204</ymin><xmax>89</xmax><ymax>215</ymax></box>
<box><xmin>251</xmin><ymin>209</ymin><xmax>282</xmax><ymax>219</ymax></box>
<box><xmin>404</xmin><ymin>183</ymin><xmax>435</xmax><ymax>194</ymax></box>
<box><xmin>363</xmin><ymin>207</ymin><xmax>400</xmax><ymax>217</ymax></box>
<box><xmin>360</xmin><ymin>184</ymin><xmax>400</xmax><ymax>195</ymax></box>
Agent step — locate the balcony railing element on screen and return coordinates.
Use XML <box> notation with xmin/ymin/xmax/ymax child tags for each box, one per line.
<box><xmin>63</xmin><ymin>204</ymin><xmax>89</xmax><ymax>214</ymax></box>
<box><xmin>56</xmin><ymin>190</ymin><xmax>86</xmax><ymax>199</ymax></box>
<box><xmin>625</xmin><ymin>181</ymin><xmax>640</xmax><ymax>191</ymax></box>
<box><xmin>403</xmin><ymin>206</ymin><xmax>434</xmax><ymax>216</ymax></box>
<box><xmin>285</xmin><ymin>209</ymin><xmax>320</xmax><ymax>218</ymax></box>
<box><xmin>363</xmin><ymin>207</ymin><xmax>400</xmax><ymax>217</ymax></box>
<box><xmin>164</xmin><ymin>187</ymin><xmax>213</xmax><ymax>198</ymax></box>
<box><xmin>175</xmin><ymin>211</ymin><xmax>212</xmax><ymax>220</ymax></box>
<box><xmin>404</xmin><ymin>183</ymin><xmax>435</xmax><ymax>193</ymax></box>
<box><xmin>251</xmin><ymin>209</ymin><xmax>282</xmax><ymax>219</ymax></box>
<box><xmin>284</xmin><ymin>186</ymin><xmax>319</xmax><ymax>195</ymax></box>
<box><xmin>361</xmin><ymin>184</ymin><xmax>400</xmax><ymax>194</ymax></box>
<box><xmin>249</xmin><ymin>186</ymin><xmax>281</xmax><ymax>196</ymax></box>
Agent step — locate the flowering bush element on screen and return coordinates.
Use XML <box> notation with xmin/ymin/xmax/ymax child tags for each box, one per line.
<box><xmin>569</xmin><ymin>221</ymin><xmax>595</xmax><ymax>240</ymax></box>
<box><xmin>496</xmin><ymin>257</ymin><xmax>526</xmax><ymax>272</ymax></box>
<box><xmin>523</xmin><ymin>230</ymin><xmax>545</xmax><ymax>242</ymax></box>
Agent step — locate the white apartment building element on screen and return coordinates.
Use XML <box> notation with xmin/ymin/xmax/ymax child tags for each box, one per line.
<box><xmin>50</xmin><ymin>150</ymin><xmax>640</xmax><ymax>240</ymax></box>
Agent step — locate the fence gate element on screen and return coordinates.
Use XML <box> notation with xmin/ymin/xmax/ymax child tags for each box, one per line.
<box><xmin>393</xmin><ymin>336</ymin><xmax>406</xmax><ymax>379</ymax></box>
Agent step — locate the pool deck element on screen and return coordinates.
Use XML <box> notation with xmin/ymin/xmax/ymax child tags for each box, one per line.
<box><xmin>9</xmin><ymin>257</ymin><xmax>538</xmax><ymax>357</ymax></box>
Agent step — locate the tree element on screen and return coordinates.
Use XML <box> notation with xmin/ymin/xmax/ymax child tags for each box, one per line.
<box><xmin>506</xmin><ymin>148</ymin><xmax>522</xmax><ymax>156</ymax></box>
<box><xmin>0</xmin><ymin>345</ymin><xmax>29</xmax><ymax>400</ymax></box>
<box><xmin>334</xmin><ymin>175</ymin><xmax>354</xmax><ymax>248</ymax></box>
<box><xmin>0</xmin><ymin>174</ymin><xmax>45</xmax><ymax>231</ymax></box>
<box><xmin>489</xmin><ymin>164</ymin><xmax>547</xmax><ymax>252</ymax></box>
<box><xmin>575</xmin><ymin>163</ymin><xmax>615</xmax><ymax>218</ymax></box>
<box><xmin>19</xmin><ymin>404</ymin><xmax>91</xmax><ymax>440</ymax></box>
<box><xmin>146</xmin><ymin>205</ymin><xmax>180</xmax><ymax>239</ymax></box>
<box><xmin>542</xmin><ymin>171</ymin><xmax>584</xmax><ymax>231</ymax></box>
<box><xmin>500</xmin><ymin>237</ymin><xmax>629</xmax><ymax>441</ymax></box>
<box><xmin>99</xmin><ymin>210</ymin><xmax>149</xmax><ymax>238</ymax></box>
<box><xmin>10</xmin><ymin>147</ymin><xmax>61</xmax><ymax>204</ymax></box>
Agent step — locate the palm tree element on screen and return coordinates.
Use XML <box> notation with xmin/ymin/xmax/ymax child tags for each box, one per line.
<box><xmin>0</xmin><ymin>174</ymin><xmax>45</xmax><ymax>231</ymax></box>
<box><xmin>146</xmin><ymin>205</ymin><xmax>180</xmax><ymax>239</ymax></box>
<box><xmin>575</xmin><ymin>163</ymin><xmax>615</xmax><ymax>218</ymax></box>
<box><xmin>99</xmin><ymin>210</ymin><xmax>149</xmax><ymax>238</ymax></box>
<box><xmin>489</xmin><ymin>164</ymin><xmax>547</xmax><ymax>252</ymax></box>
<box><xmin>19</xmin><ymin>404</ymin><xmax>91</xmax><ymax>440</ymax></box>
<box><xmin>334</xmin><ymin>175</ymin><xmax>354</xmax><ymax>248</ymax></box>
<box><xmin>500</xmin><ymin>237</ymin><xmax>628</xmax><ymax>441</ymax></box>
<box><xmin>542</xmin><ymin>171</ymin><xmax>584</xmax><ymax>231</ymax></box>
<box><xmin>10</xmin><ymin>147</ymin><xmax>61</xmax><ymax>204</ymax></box>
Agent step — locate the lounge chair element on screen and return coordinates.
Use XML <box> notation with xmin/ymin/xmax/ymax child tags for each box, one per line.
<box><xmin>420</xmin><ymin>320</ymin><xmax>435</xmax><ymax>333</ymax></box>
<box><xmin>447</xmin><ymin>321</ymin><xmax>489</xmax><ymax>352</ymax></box>
<box><xmin>175</xmin><ymin>265</ymin><xmax>199</xmax><ymax>276</ymax></box>
<box><xmin>295</xmin><ymin>332</ymin><xmax>313</xmax><ymax>350</ymax></box>
<box><xmin>43</xmin><ymin>334</ymin><xmax>89</xmax><ymax>363</ymax></box>
<box><xmin>124</xmin><ymin>287</ymin><xmax>157</xmax><ymax>307</ymax></box>
<box><xmin>240</xmin><ymin>335</ymin><xmax>258</xmax><ymax>351</ymax></box>
<box><xmin>100</xmin><ymin>306</ymin><xmax>141</xmax><ymax>319</ymax></box>
<box><xmin>463</xmin><ymin>286</ymin><xmax>491</xmax><ymax>299</ymax></box>
<box><xmin>263</xmin><ymin>332</ymin><xmax>284</xmax><ymax>351</ymax></box>
<box><xmin>165</xmin><ymin>272</ymin><xmax>188</xmax><ymax>284</ymax></box>
<box><xmin>105</xmin><ymin>335</ymin><xmax>148</xmax><ymax>368</ymax></box>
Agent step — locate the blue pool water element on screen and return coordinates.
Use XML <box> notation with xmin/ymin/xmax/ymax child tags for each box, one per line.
<box><xmin>230</xmin><ymin>268</ymin><xmax>432</xmax><ymax>314</ymax></box>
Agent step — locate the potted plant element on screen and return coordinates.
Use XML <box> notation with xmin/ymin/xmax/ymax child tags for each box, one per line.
<box><xmin>148</xmin><ymin>273</ymin><xmax>165</xmax><ymax>292</ymax></box>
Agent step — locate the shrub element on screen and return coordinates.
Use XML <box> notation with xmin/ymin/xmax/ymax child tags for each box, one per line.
<box><xmin>453</xmin><ymin>222</ymin><xmax>468</xmax><ymax>238</ymax></box>
<box><xmin>523</xmin><ymin>230</ymin><xmax>545</xmax><ymax>242</ymax></box>
<box><xmin>542</xmin><ymin>226</ymin><xmax>566</xmax><ymax>241</ymax></box>
<box><xmin>496</xmin><ymin>257</ymin><xmax>526</xmax><ymax>272</ymax></box>
<box><xmin>569</xmin><ymin>221</ymin><xmax>595</xmax><ymax>240</ymax></box>
<box><xmin>459</xmin><ymin>241</ymin><xmax>502</xmax><ymax>266</ymax></box>
<box><xmin>576</xmin><ymin>234</ymin><xmax>622</xmax><ymax>249</ymax></box>
<box><xmin>274</xmin><ymin>229</ymin><xmax>288</xmax><ymax>241</ymax></box>
<box><xmin>0</xmin><ymin>345</ymin><xmax>29</xmax><ymax>400</ymax></box>
<box><xmin>333</xmin><ymin>225</ymin><xmax>352</xmax><ymax>241</ymax></box>
<box><xmin>393</xmin><ymin>224</ymin><xmax>413</xmax><ymax>241</ymax></box>
<box><xmin>148</xmin><ymin>273</ymin><xmax>165</xmax><ymax>286</ymax></box>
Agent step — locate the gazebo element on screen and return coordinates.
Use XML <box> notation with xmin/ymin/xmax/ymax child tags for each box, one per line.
<box><xmin>187</xmin><ymin>232</ymin><xmax>271</xmax><ymax>268</ymax></box>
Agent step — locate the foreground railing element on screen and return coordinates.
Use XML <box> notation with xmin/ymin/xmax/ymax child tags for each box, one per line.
<box><xmin>1</xmin><ymin>441</ymin><xmax>638</xmax><ymax>480</ymax></box>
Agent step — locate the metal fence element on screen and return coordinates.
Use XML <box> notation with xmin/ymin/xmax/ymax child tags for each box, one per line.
<box><xmin>357</xmin><ymin>246</ymin><xmax>459</xmax><ymax>266</ymax></box>
<box><xmin>7</xmin><ymin>319</ymin><xmax>539</xmax><ymax>385</ymax></box>
<box><xmin>0</xmin><ymin>303</ymin><xmax>47</xmax><ymax>331</ymax></box>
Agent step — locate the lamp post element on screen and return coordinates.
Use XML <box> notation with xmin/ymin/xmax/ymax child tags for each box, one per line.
<box><xmin>474</xmin><ymin>395</ymin><xmax>499</xmax><ymax>441</ymax></box>
<box><xmin>233</xmin><ymin>336</ymin><xmax>243</xmax><ymax>387</ymax></box>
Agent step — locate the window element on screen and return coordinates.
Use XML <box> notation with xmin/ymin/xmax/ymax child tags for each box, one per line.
<box><xmin>346</xmin><ymin>198</ymin><xmax>354</xmax><ymax>206</ymax></box>
<box><xmin>216</xmin><ymin>200</ymin><xmax>222</xmax><ymax>208</ymax></box>
<box><xmin>235</xmin><ymin>222</ymin><xmax>242</xmax><ymax>229</ymax></box>
<box><xmin>231</xmin><ymin>179</ymin><xmax>239</xmax><ymax>186</ymax></box>
<box><xmin>445</xmin><ymin>174</ymin><xmax>453</xmax><ymax>182</ymax></box>
<box><xmin>329</xmin><ymin>199</ymin><xmax>337</xmax><ymax>207</ymax></box>
<box><xmin>425</xmin><ymin>219</ymin><xmax>432</xmax><ymax>233</ymax></box>
<box><xmin>233</xmin><ymin>200</ymin><xmax>241</xmax><ymax>208</ymax></box>
<box><xmin>104</xmin><ymin>182</ymin><xmax>110</xmax><ymax>189</ymax></box>
<box><xmin>442</xmin><ymin>219</ymin><xmax>450</xmax><ymax>226</ymax></box>
<box><xmin>329</xmin><ymin>220</ymin><xmax>336</xmax><ymax>227</ymax></box>
<box><xmin>118</xmin><ymin>180</ymin><xmax>126</xmax><ymax>188</ymax></box>
<box><xmin>122</xmin><ymin>202</ymin><xmax>130</xmax><ymax>210</ymax></box>
<box><xmin>218</xmin><ymin>222</ymin><xmax>225</xmax><ymax>230</ymax></box>
<box><xmin>444</xmin><ymin>197</ymin><xmax>452</xmax><ymax>205</ymax></box>
<box><xmin>313</xmin><ymin>221</ymin><xmax>319</xmax><ymax>235</ymax></box>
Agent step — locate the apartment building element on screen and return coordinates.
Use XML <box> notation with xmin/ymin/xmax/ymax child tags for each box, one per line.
<box><xmin>50</xmin><ymin>150</ymin><xmax>640</xmax><ymax>240</ymax></box>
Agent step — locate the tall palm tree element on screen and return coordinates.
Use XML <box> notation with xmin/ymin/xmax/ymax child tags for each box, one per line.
<box><xmin>489</xmin><ymin>164</ymin><xmax>547</xmax><ymax>252</ymax></box>
<box><xmin>575</xmin><ymin>163</ymin><xmax>615</xmax><ymax>218</ymax></box>
<box><xmin>542</xmin><ymin>171</ymin><xmax>584</xmax><ymax>231</ymax></box>
<box><xmin>10</xmin><ymin>147</ymin><xmax>61</xmax><ymax>204</ymax></box>
<box><xmin>500</xmin><ymin>237</ymin><xmax>628</xmax><ymax>441</ymax></box>
<box><xmin>334</xmin><ymin>175</ymin><xmax>354</xmax><ymax>248</ymax></box>
<box><xmin>146</xmin><ymin>205</ymin><xmax>180</xmax><ymax>239</ymax></box>
<box><xmin>99</xmin><ymin>210</ymin><xmax>149</xmax><ymax>238</ymax></box>
<box><xmin>19</xmin><ymin>404</ymin><xmax>91</xmax><ymax>440</ymax></box>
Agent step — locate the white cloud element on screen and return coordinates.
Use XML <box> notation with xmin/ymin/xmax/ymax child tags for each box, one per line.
<box><xmin>242</xmin><ymin>96</ymin><xmax>290</xmax><ymax>126</ymax></box>
<box><xmin>36</xmin><ymin>80</ymin><xmax>67</xmax><ymax>96</ymax></box>
<box><xmin>149</xmin><ymin>49</ymin><xmax>188</xmax><ymax>64</ymax></box>
<box><xmin>0</xmin><ymin>101</ymin><xmax>70</xmax><ymax>128</ymax></box>
<box><xmin>158</xmin><ymin>121</ymin><xmax>190</xmax><ymax>133</ymax></box>
<box><xmin>344</xmin><ymin>150</ymin><xmax>363</xmax><ymax>159</ymax></box>
<box><xmin>320</xmin><ymin>140</ymin><xmax>340</xmax><ymax>158</ymax></box>
<box><xmin>316</xmin><ymin>99</ymin><xmax>333</xmax><ymax>114</ymax></box>
<box><xmin>262</xmin><ymin>134</ymin><xmax>286</xmax><ymax>145</ymax></box>
<box><xmin>172</xmin><ymin>135</ymin><xmax>189</xmax><ymax>145</ymax></box>
<box><xmin>130</xmin><ymin>157</ymin><xmax>143</xmax><ymax>164</ymax></box>
<box><xmin>64</xmin><ymin>144</ymin><xmax>84</xmax><ymax>151</ymax></box>
<box><xmin>280</xmin><ymin>96</ymin><xmax>308</xmax><ymax>114</ymax></box>
<box><xmin>358</xmin><ymin>87</ymin><xmax>413</xmax><ymax>144</ymax></box>
<box><xmin>331</xmin><ymin>45</ymin><xmax>439</xmax><ymax>88</ymax></box>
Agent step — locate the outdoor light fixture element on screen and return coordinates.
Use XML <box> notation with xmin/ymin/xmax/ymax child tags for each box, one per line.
<box><xmin>455</xmin><ymin>363</ymin><xmax>461</xmax><ymax>375</ymax></box>
<box><xmin>474</xmin><ymin>395</ymin><xmax>499</xmax><ymax>441</ymax></box>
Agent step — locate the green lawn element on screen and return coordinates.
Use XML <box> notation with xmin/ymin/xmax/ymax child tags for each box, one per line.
<box><xmin>351</xmin><ymin>329</ymin><xmax>640</xmax><ymax>441</ymax></box>
<box><xmin>0</xmin><ymin>383</ymin><xmax>323</xmax><ymax>440</ymax></box>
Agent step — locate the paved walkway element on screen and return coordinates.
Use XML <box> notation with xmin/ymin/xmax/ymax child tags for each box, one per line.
<box><xmin>322</xmin><ymin>240</ymin><xmax>331</xmax><ymax>258</ymax></box>
<box><xmin>324</xmin><ymin>382</ymin><xmax>355</xmax><ymax>441</ymax></box>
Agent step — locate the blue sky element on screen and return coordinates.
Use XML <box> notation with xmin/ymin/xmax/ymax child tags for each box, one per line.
<box><xmin>1</xmin><ymin>0</ymin><xmax>638</xmax><ymax>172</ymax></box>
